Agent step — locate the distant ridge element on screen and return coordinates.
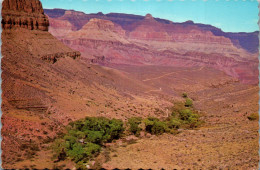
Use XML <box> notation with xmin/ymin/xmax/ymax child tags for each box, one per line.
<box><xmin>44</xmin><ymin>8</ymin><xmax>259</xmax><ymax>53</ymax></box>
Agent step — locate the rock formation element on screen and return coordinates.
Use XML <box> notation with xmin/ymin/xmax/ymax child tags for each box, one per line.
<box><xmin>2</xmin><ymin>0</ymin><xmax>49</xmax><ymax>31</ymax></box>
<box><xmin>66</xmin><ymin>18</ymin><xmax>127</xmax><ymax>42</ymax></box>
<box><xmin>48</xmin><ymin>16</ymin><xmax>76</xmax><ymax>37</ymax></box>
<box><xmin>45</xmin><ymin>9</ymin><xmax>259</xmax><ymax>53</ymax></box>
<box><xmin>45</xmin><ymin>10</ymin><xmax>258</xmax><ymax>84</ymax></box>
<box><xmin>41</xmin><ymin>51</ymin><xmax>81</xmax><ymax>63</ymax></box>
<box><xmin>1</xmin><ymin>0</ymin><xmax>81</xmax><ymax>167</ymax></box>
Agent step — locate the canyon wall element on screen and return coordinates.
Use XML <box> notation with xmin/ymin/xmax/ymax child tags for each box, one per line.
<box><xmin>2</xmin><ymin>0</ymin><xmax>49</xmax><ymax>31</ymax></box>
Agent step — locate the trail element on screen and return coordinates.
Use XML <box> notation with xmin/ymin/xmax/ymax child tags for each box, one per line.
<box><xmin>145</xmin><ymin>88</ymin><xmax>162</xmax><ymax>93</ymax></box>
<box><xmin>142</xmin><ymin>67</ymin><xmax>205</xmax><ymax>82</ymax></box>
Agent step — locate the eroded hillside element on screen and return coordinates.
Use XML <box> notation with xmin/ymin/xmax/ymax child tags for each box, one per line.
<box><xmin>46</xmin><ymin>9</ymin><xmax>258</xmax><ymax>84</ymax></box>
<box><xmin>1</xmin><ymin>0</ymin><xmax>259</xmax><ymax>169</ymax></box>
<box><xmin>1</xmin><ymin>0</ymin><xmax>172</xmax><ymax>168</ymax></box>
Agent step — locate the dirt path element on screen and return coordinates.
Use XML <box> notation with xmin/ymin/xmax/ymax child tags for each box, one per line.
<box><xmin>142</xmin><ymin>67</ymin><xmax>204</xmax><ymax>82</ymax></box>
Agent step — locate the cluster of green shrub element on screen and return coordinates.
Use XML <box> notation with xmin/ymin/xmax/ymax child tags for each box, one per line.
<box><xmin>52</xmin><ymin>93</ymin><xmax>202</xmax><ymax>169</ymax></box>
<box><xmin>127</xmin><ymin>117</ymin><xmax>142</xmax><ymax>136</ymax></box>
<box><xmin>127</xmin><ymin>93</ymin><xmax>202</xmax><ymax>136</ymax></box>
<box><xmin>52</xmin><ymin>117</ymin><xmax>124</xmax><ymax>169</ymax></box>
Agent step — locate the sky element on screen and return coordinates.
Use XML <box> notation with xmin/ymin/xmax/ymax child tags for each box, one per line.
<box><xmin>41</xmin><ymin>0</ymin><xmax>259</xmax><ymax>33</ymax></box>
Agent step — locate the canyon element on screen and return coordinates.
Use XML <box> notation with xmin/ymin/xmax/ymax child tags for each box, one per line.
<box><xmin>1</xmin><ymin>0</ymin><xmax>259</xmax><ymax>169</ymax></box>
<box><xmin>45</xmin><ymin>9</ymin><xmax>259</xmax><ymax>85</ymax></box>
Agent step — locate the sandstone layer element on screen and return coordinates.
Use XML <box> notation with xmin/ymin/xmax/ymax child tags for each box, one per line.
<box><xmin>2</xmin><ymin>0</ymin><xmax>49</xmax><ymax>31</ymax></box>
<box><xmin>45</xmin><ymin>9</ymin><xmax>259</xmax><ymax>53</ymax></box>
<box><xmin>48</xmin><ymin>11</ymin><xmax>258</xmax><ymax>84</ymax></box>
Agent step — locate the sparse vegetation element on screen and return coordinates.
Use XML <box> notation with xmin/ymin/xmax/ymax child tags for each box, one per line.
<box><xmin>247</xmin><ymin>113</ymin><xmax>259</xmax><ymax>121</ymax></box>
<box><xmin>167</xmin><ymin>117</ymin><xmax>181</xmax><ymax>129</ymax></box>
<box><xmin>143</xmin><ymin>117</ymin><xmax>167</xmax><ymax>135</ymax></box>
<box><xmin>52</xmin><ymin>95</ymin><xmax>203</xmax><ymax>169</ymax></box>
<box><xmin>127</xmin><ymin>117</ymin><xmax>142</xmax><ymax>136</ymax></box>
<box><xmin>182</xmin><ymin>92</ymin><xmax>188</xmax><ymax>98</ymax></box>
<box><xmin>185</xmin><ymin>98</ymin><xmax>193</xmax><ymax>107</ymax></box>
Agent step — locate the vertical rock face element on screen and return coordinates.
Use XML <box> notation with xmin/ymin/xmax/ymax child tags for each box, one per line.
<box><xmin>2</xmin><ymin>0</ymin><xmax>44</xmax><ymax>14</ymax></box>
<box><xmin>2</xmin><ymin>0</ymin><xmax>49</xmax><ymax>31</ymax></box>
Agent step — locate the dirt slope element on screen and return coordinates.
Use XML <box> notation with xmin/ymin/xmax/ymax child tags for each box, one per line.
<box><xmin>2</xmin><ymin>0</ymin><xmax>258</xmax><ymax>169</ymax></box>
<box><xmin>1</xmin><ymin>0</ymin><xmax>172</xmax><ymax>168</ymax></box>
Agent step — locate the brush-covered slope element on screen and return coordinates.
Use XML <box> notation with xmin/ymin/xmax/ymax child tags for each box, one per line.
<box><xmin>2</xmin><ymin>2</ymin><xmax>258</xmax><ymax>169</ymax></box>
<box><xmin>1</xmin><ymin>1</ymin><xmax>170</xmax><ymax>168</ymax></box>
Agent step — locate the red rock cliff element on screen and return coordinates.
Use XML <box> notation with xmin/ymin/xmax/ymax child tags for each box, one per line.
<box><xmin>2</xmin><ymin>0</ymin><xmax>49</xmax><ymax>31</ymax></box>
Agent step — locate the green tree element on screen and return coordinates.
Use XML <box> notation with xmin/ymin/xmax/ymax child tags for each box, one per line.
<box><xmin>128</xmin><ymin>117</ymin><xmax>142</xmax><ymax>136</ymax></box>
<box><xmin>85</xmin><ymin>131</ymin><xmax>103</xmax><ymax>144</ymax></box>
<box><xmin>151</xmin><ymin>121</ymin><xmax>167</xmax><ymax>135</ymax></box>
<box><xmin>143</xmin><ymin>117</ymin><xmax>158</xmax><ymax>133</ymax></box>
<box><xmin>83</xmin><ymin>143</ymin><xmax>101</xmax><ymax>157</ymax></box>
<box><xmin>168</xmin><ymin>117</ymin><xmax>181</xmax><ymax>129</ymax></box>
<box><xmin>67</xmin><ymin>143</ymin><xmax>85</xmax><ymax>162</ymax></box>
<box><xmin>143</xmin><ymin>117</ymin><xmax>167</xmax><ymax>135</ymax></box>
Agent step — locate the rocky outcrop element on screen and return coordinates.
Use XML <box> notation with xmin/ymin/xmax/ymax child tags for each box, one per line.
<box><xmin>83</xmin><ymin>18</ymin><xmax>115</xmax><ymax>31</ymax></box>
<box><xmin>41</xmin><ymin>51</ymin><xmax>81</xmax><ymax>63</ymax></box>
<box><xmin>66</xmin><ymin>18</ymin><xmax>127</xmax><ymax>43</ymax></box>
<box><xmin>2</xmin><ymin>0</ymin><xmax>49</xmax><ymax>31</ymax></box>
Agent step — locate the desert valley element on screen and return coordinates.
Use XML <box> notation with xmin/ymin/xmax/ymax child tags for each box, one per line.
<box><xmin>1</xmin><ymin>0</ymin><xmax>259</xmax><ymax>169</ymax></box>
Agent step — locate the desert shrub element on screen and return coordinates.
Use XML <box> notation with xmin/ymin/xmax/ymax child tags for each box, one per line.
<box><xmin>68</xmin><ymin>129</ymin><xmax>77</xmax><ymax>136</ymax></box>
<box><xmin>170</xmin><ymin>99</ymin><xmax>203</xmax><ymax>129</ymax></box>
<box><xmin>168</xmin><ymin>117</ymin><xmax>182</xmax><ymax>129</ymax></box>
<box><xmin>67</xmin><ymin>143</ymin><xmax>85</xmax><ymax>162</ymax></box>
<box><xmin>143</xmin><ymin>117</ymin><xmax>158</xmax><ymax>133</ymax></box>
<box><xmin>171</xmin><ymin>102</ymin><xmax>186</xmax><ymax>117</ymax></box>
<box><xmin>75</xmin><ymin>161</ymin><xmax>87</xmax><ymax>170</ymax></box>
<box><xmin>182</xmin><ymin>92</ymin><xmax>188</xmax><ymax>98</ymax></box>
<box><xmin>85</xmin><ymin>131</ymin><xmax>103</xmax><ymax>144</ymax></box>
<box><xmin>107</xmin><ymin>119</ymin><xmax>125</xmax><ymax>141</ymax></box>
<box><xmin>151</xmin><ymin>121</ymin><xmax>167</xmax><ymax>135</ymax></box>
<box><xmin>81</xmin><ymin>117</ymin><xmax>124</xmax><ymax>143</ymax></box>
<box><xmin>185</xmin><ymin>98</ymin><xmax>193</xmax><ymax>107</ymax></box>
<box><xmin>248</xmin><ymin>113</ymin><xmax>259</xmax><ymax>121</ymax></box>
<box><xmin>64</xmin><ymin>135</ymin><xmax>77</xmax><ymax>145</ymax></box>
<box><xmin>127</xmin><ymin>117</ymin><xmax>142</xmax><ymax>136</ymax></box>
<box><xmin>84</xmin><ymin>143</ymin><xmax>101</xmax><ymax>157</ymax></box>
<box><xmin>76</xmin><ymin>131</ymin><xmax>85</xmax><ymax>139</ymax></box>
<box><xmin>187</xmin><ymin>113</ymin><xmax>200</xmax><ymax>128</ymax></box>
<box><xmin>143</xmin><ymin>117</ymin><xmax>167</xmax><ymax>135</ymax></box>
<box><xmin>179</xmin><ymin>109</ymin><xmax>192</xmax><ymax>121</ymax></box>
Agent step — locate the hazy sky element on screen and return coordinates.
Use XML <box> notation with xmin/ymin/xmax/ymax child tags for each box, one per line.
<box><xmin>41</xmin><ymin>0</ymin><xmax>259</xmax><ymax>33</ymax></box>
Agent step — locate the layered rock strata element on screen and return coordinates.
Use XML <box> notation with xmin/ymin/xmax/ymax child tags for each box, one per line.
<box><xmin>2</xmin><ymin>0</ymin><xmax>49</xmax><ymax>31</ymax></box>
